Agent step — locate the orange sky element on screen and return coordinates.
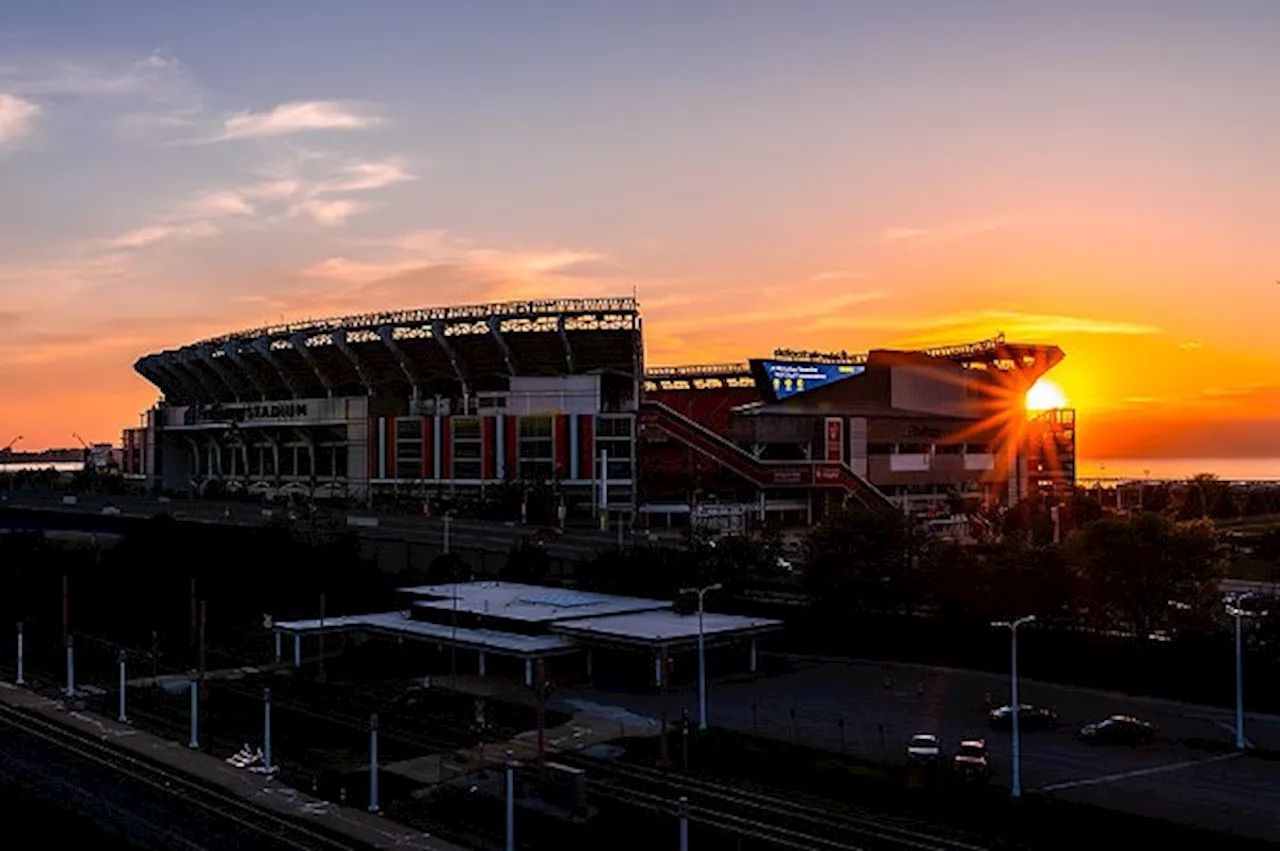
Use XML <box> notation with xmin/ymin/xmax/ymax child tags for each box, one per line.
<box><xmin>1</xmin><ymin>4</ymin><xmax>1278</xmax><ymax>460</ymax></box>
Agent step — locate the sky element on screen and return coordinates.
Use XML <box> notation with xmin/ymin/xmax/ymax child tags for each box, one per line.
<box><xmin>0</xmin><ymin>0</ymin><xmax>1277</xmax><ymax>460</ymax></box>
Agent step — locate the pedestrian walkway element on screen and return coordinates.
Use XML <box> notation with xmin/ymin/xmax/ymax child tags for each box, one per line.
<box><xmin>0</xmin><ymin>680</ymin><xmax>464</xmax><ymax>851</ymax></box>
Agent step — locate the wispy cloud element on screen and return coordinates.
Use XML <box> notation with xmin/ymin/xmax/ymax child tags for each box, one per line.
<box><xmin>869</xmin><ymin>309</ymin><xmax>1160</xmax><ymax>341</ymax></box>
<box><xmin>884</xmin><ymin>227</ymin><xmax>928</xmax><ymax>241</ymax></box>
<box><xmin>808</xmin><ymin>270</ymin><xmax>866</xmax><ymax>284</ymax></box>
<box><xmin>100</xmin><ymin>222</ymin><xmax>218</xmax><ymax>250</ymax></box>
<box><xmin>181</xmin><ymin>190</ymin><xmax>255</xmax><ymax>218</ymax></box>
<box><xmin>0</xmin><ymin>93</ymin><xmax>40</xmax><ymax>145</ymax></box>
<box><xmin>218</xmin><ymin>100</ymin><xmax>384</xmax><ymax>141</ymax></box>
<box><xmin>291</xmin><ymin>198</ymin><xmax>370</xmax><ymax>227</ymax></box>
<box><xmin>883</xmin><ymin>217</ymin><xmax>1010</xmax><ymax>244</ymax></box>
<box><xmin>1178</xmin><ymin>341</ymin><xmax>1203</xmax><ymax>351</ymax></box>
<box><xmin>0</xmin><ymin>49</ymin><xmax>181</xmax><ymax>97</ymax></box>
<box><xmin>313</xmin><ymin>158</ymin><xmax>413</xmax><ymax>193</ymax></box>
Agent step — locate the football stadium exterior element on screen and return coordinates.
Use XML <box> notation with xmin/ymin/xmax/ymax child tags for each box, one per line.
<box><xmin>121</xmin><ymin>296</ymin><xmax>1074</xmax><ymax>529</ymax></box>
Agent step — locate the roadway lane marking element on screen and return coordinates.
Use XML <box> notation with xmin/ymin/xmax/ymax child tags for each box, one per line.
<box><xmin>1037</xmin><ymin>752</ymin><xmax>1242</xmax><ymax>792</ymax></box>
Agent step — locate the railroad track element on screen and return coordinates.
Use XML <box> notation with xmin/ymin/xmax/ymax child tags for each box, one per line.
<box><xmin>0</xmin><ymin>702</ymin><xmax>371</xmax><ymax>851</ymax></box>
<box><xmin>567</xmin><ymin>755</ymin><xmax>989</xmax><ymax>851</ymax></box>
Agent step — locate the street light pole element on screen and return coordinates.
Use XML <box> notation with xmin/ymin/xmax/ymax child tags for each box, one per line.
<box><xmin>681</xmin><ymin>583</ymin><xmax>722</xmax><ymax>731</ymax></box>
<box><xmin>1226</xmin><ymin>594</ymin><xmax>1265</xmax><ymax>751</ymax></box>
<box><xmin>992</xmin><ymin>615</ymin><xmax>1035</xmax><ymax>799</ymax></box>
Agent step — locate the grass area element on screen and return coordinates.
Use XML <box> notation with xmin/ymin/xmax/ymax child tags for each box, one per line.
<box><xmin>1228</xmin><ymin>558</ymin><xmax>1280</xmax><ymax>582</ymax></box>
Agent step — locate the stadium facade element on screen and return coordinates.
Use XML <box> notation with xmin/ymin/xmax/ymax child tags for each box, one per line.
<box><xmin>121</xmin><ymin>296</ymin><xmax>1074</xmax><ymax>528</ymax></box>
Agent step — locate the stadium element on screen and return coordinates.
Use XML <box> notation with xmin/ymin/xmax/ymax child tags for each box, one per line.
<box><xmin>121</xmin><ymin>296</ymin><xmax>1075</xmax><ymax>530</ymax></box>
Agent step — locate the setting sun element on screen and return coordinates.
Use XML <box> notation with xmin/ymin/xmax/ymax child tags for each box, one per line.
<box><xmin>1026</xmin><ymin>378</ymin><xmax>1068</xmax><ymax>412</ymax></box>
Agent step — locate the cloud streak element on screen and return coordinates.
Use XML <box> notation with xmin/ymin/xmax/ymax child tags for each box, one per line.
<box><xmin>0</xmin><ymin>93</ymin><xmax>39</xmax><ymax>145</ymax></box>
<box><xmin>860</xmin><ymin>309</ymin><xmax>1160</xmax><ymax>341</ymax></box>
<box><xmin>883</xmin><ymin>217</ymin><xmax>1010</xmax><ymax>244</ymax></box>
<box><xmin>218</xmin><ymin>100</ymin><xmax>384</xmax><ymax>141</ymax></box>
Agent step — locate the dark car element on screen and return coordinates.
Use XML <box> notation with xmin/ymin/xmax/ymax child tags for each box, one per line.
<box><xmin>1078</xmin><ymin>715</ymin><xmax>1156</xmax><ymax>745</ymax></box>
<box><xmin>988</xmin><ymin>704</ymin><xmax>1059</xmax><ymax>731</ymax></box>
<box><xmin>953</xmin><ymin>738</ymin><xmax>991</xmax><ymax>780</ymax></box>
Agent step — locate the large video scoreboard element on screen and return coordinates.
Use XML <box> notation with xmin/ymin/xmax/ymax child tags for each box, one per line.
<box><xmin>753</xmin><ymin>360</ymin><xmax>866</xmax><ymax>402</ymax></box>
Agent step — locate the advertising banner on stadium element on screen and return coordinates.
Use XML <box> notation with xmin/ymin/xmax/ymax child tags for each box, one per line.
<box><xmin>825</xmin><ymin>417</ymin><xmax>844</xmax><ymax>463</ymax></box>
<box><xmin>755</xmin><ymin>360</ymin><xmax>865</xmax><ymax>401</ymax></box>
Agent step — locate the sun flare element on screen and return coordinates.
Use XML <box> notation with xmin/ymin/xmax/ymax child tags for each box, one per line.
<box><xmin>1026</xmin><ymin>377</ymin><xmax>1068</xmax><ymax>411</ymax></box>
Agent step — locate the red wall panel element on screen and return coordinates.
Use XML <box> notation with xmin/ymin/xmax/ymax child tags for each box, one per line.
<box><xmin>553</xmin><ymin>415</ymin><xmax>569</xmax><ymax>479</ymax></box>
<box><xmin>578</xmin><ymin>414</ymin><xmax>595</xmax><ymax>481</ymax></box>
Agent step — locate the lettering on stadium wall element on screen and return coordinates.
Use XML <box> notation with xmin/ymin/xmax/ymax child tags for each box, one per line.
<box><xmin>183</xmin><ymin>402</ymin><xmax>309</xmax><ymax>425</ymax></box>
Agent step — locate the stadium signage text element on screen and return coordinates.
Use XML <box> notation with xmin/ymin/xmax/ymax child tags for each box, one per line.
<box><xmin>184</xmin><ymin>402</ymin><xmax>310</xmax><ymax>425</ymax></box>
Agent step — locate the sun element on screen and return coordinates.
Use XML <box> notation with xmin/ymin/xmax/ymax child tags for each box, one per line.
<box><xmin>1026</xmin><ymin>377</ymin><xmax>1068</xmax><ymax>411</ymax></box>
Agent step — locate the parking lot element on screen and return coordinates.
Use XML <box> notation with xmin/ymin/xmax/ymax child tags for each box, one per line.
<box><xmin>564</xmin><ymin>656</ymin><xmax>1280</xmax><ymax>842</ymax></box>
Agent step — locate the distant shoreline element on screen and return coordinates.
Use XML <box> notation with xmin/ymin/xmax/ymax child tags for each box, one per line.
<box><xmin>1076</xmin><ymin>457</ymin><xmax>1280</xmax><ymax>481</ymax></box>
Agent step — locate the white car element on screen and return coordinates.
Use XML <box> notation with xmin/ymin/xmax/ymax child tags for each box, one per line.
<box><xmin>907</xmin><ymin>733</ymin><xmax>942</xmax><ymax>762</ymax></box>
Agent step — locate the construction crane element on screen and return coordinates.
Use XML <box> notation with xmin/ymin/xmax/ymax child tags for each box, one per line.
<box><xmin>2</xmin><ymin>435</ymin><xmax>20</xmax><ymax>453</ymax></box>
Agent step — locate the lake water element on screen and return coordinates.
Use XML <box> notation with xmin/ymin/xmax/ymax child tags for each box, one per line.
<box><xmin>1076</xmin><ymin>457</ymin><xmax>1280</xmax><ymax>481</ymax></box>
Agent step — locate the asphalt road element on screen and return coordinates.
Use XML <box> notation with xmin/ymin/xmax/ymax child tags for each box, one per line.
<box><xmin>0</xmin><ymin>720</ymin><xmax>348</xmax><ymax>851</ymax></box>
<box><xmin>0</xmin><ymin>490</ymin><xmax>630</xmax><ymax>561</ymax></box>
<box><xmin>564</xmin><ymin>657</ymin><xmax>1280</xmax><ymax>842</ymax></box>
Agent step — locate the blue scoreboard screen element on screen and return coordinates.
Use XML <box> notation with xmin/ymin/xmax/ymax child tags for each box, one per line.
<box><xmin>758</xmin><ymin>361</ymin><xmax>866</xmax><ymax>401</ymax></box>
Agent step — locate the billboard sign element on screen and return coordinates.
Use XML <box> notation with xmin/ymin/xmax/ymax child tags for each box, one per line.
<box><xmin>757</xmin><ymin>361</ymin><xmax>865</xmax><ymax>401</ymax></box>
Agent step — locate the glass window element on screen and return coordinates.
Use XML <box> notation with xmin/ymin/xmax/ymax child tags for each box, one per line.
<box><xmin>452</xmin><ymin>416</ymin><xmax>482</xmax><ymax>480</ymax></box>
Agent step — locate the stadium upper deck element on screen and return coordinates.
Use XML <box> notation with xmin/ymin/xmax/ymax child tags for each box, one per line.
<box><xmin>135</xmin><ymin>297</ymin><xmax>642</xmax><ymax>406</ymax></box>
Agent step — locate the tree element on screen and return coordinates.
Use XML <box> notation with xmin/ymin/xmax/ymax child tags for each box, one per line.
<box><xmin>1069</xmin><ymin>514</ymin><xmax>1226</xmax><ymax>639</ymax></box>
<box><xmin>426</xmin><ymin>551</ymin><xmax>472</xmax><ymax>585</ymax></box>
<box><xmin>803</xmin><ymin>507</ymin><xmax>927</xmax><ymax>613</ymax></box>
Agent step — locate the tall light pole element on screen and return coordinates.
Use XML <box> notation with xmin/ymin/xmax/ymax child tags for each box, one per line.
<box><xmin>992</xmin><ymin>615</ymin><xmax>1035</xmax><ymax>798</ymax></box>
<box><xmin>1226</xmin><ymin>594</ymin><xmax>1265</xmax><ymax>750</ymax></box>
<box><xmin>681</xmin><ymin>582</ymin><xmax>722</xmax><ymax>730</ymax></box>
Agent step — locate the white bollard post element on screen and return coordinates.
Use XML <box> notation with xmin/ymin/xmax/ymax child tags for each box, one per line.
<box><xmin>65</xmin><ymin>635</ymin><xmax>75</xmax><ymax>698</ymax></box>
<box><xmin>189</xmin><ymin>674</ymin><xmax>199</xmax><ymax>749</ymax></box>
<box><xmin>15</xmin><ymin>622</ymin><xmax>24</xmax><ymax>685</ymax></box>
<box><xmin>274</xmin><ymin>632</ymin><xmax>282</xmax><ymax>665</ymax></box>
<box><xmin>263</xmin><ymin>687</ymin><xmax>272</xmax><ymax>771</ymax></box>
<box><xmin>369</xmin><ymin>713</ymin><xmax>379</xmax><ymax>813</ymax></box>
<box><xmin>524</xmin><ymin>658</ymin><xmax>533</xmax><ymax>687</ymax></box>
<box><xmin>118</xmin><ymin>650</ymin><xmax>127</xmax><ymax>722</ymax></box>
<box><xmin>478</xmin><ymin>651</ymin><xmax>486</xmax><ymax>677</ymax></box>
<box><xmin>505</xmin><ymin>749</ymin><xmax>515</xmax><ymax>851</ymax></box>
<box><xmin>749</xmin><ymin>638</ymin><xmax>757</xmax><ymax>674</ymax></box>
<box><xmin>679</xmin><ymin>795</ymin><xmax>689</xmax><ymax>851</ymax></box>
<box><xmin>293</xmin><ymin>634</ymin><xmax>301</xmax><ymax>668</ymax></box>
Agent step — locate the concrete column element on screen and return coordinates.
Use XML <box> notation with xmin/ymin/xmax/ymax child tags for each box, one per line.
<box><xmin>377</xmin><ymin>416</ymin><xmax>387</xmax><ymax>479</ymax></box>
<box><xmin>750</xmin><ymin>638</ymin><xmax>758</xmax><ymax>673</ymax></box>
<box><xmin>524</xmin><ymin>658</ymin><xmax>533</xmax><ymax>687</ymax></box>
<box><xmin>274</xmin><ymin>632</ymin><xmax>282</xmax><ymax>665</ymax></box>
<box><xmin>654</xmin><ymin>649</ymin><xmax>663</xmax><ymax>687</ymax></box>
<box><xmin>495</xmin><ymin>413</ymin><xmax>505</xmax><ymax>479</ymax></box>
<box><xmin>569</xmin><ymin>415</ymin><xmax>579</xmax><ymax>479</ymax></box>
<box><xmin>293</xmin><ymin>634</ymin><xmax>301</xmax><ymax>667</ymax></box>
<box><xmin>585</xmin><ymin>649</ymin><xmax>594</xmax><ymax>679</ymax></box>
<box><xmin>65</xmin><ymin>635</ymin><xmax>75</xmax><ymax>698</ymax></box>
<box><xmin>478</xmin><ymin>651</ymin><xmax>487</xmax><ymax>677</ymax></box>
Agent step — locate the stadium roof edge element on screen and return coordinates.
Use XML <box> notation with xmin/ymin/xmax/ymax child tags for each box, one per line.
<box><xmin>188</xmin><ymin>295</ymin><xmax>640</xmax><ymax>348</ymax></box>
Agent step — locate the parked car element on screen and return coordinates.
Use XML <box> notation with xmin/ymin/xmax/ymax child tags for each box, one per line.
<box><xmin>1078</xmin><ymin>715</ymin><xmax>1156</xmax><ymax>745</ymax></box>
<box><xmin>953</xmin><ymin>738</ymin><xmax>991</xmax><ymax>779</ymax></box>
<box><xmin>907</xmin><ymin>733</ymin><xmax>943</xmax><ymax>763</ymax></box>
<box><xmin>989</xmin><ymin>704</ymin><xmax>1059</xmax><ymax>731</ymax></box>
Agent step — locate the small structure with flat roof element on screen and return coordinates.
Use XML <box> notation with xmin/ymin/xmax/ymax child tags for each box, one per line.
<box><xmin>272</xmin><ymin>581</ymin><xmax>783</xmax><ymax>688</ymax></box>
